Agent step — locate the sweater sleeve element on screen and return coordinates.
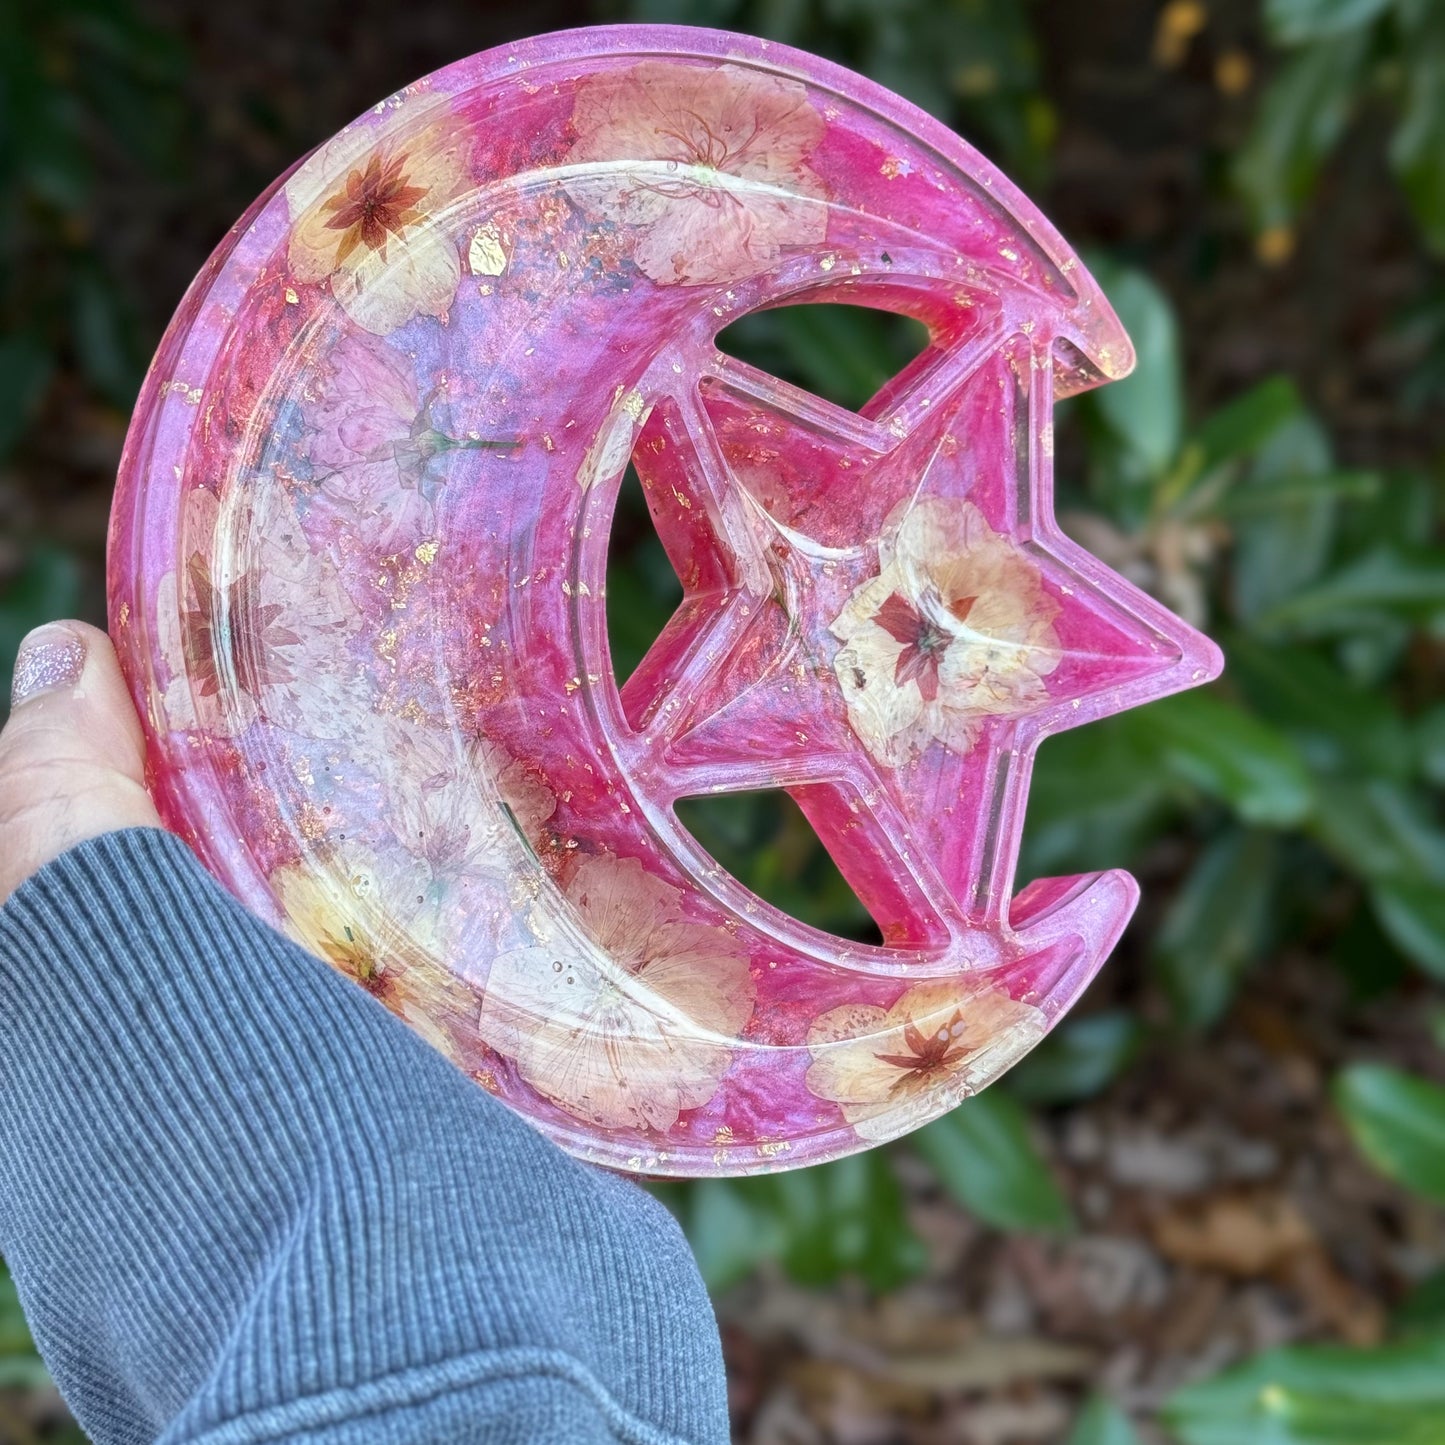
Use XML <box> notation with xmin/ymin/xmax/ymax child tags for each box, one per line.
<box><xmin>0</xmin><ymin>828</ymin><xmax>729</xmax><ymax>1445</ymax></box>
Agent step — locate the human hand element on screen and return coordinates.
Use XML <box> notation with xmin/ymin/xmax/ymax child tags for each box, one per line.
<box><xmin>0</xmin><ymin>622</ymin><xmax>163</xmax><ymax>904</ymax></box>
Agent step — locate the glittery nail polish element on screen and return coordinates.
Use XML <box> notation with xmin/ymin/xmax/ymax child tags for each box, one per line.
<box><xmin>10</xmin><ymin>630</ymin><xmax>87</xmax><ymax>708</ymax></box>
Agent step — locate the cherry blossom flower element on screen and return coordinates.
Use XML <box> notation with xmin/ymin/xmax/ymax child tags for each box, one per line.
<box><xmin>300</xmin><ymin>331</ymin><xmax>436</xmax><ymax>547</ymax></box>
<box><xmin>286</xmin><ymin>116</ymin><xmax>471</xmax><ymax>334</ymax></box>
<box><xmin>155</xmin><ymin>483</ymin><xmax>357</xmax><ymax>739</ymax></box>
<box><xmin>477</xmin><ymin>853</ymin><xmax>756</xmax><ymax>1132</ymax></box>
<box><xmin>830</xmin><ymin>500</ymin><xmax>1061</xmax><ymax>767</ymax></box>
<box><xmin>805</xmin><ymin>979</ymin><xmax>1046</xmax><ymax>1142</ymax></box>
<box><xmin>274</xmin><ymin>846</ymin><xmax>467</xmax><ymax>1062</ymax></box>
<box><xmin>566</xmin><ymin>60</ymin><xmax>828</xmax><ymax>285</ymax></box>
<box><xmin>381</xmin><ymin>718</ymin><xmax>557</xmax><ymax>882</ymax></box>
<box><xmin>300</xmin><ymin>330</ymin><xmax>515</xmax><ymax>548</ymax></box>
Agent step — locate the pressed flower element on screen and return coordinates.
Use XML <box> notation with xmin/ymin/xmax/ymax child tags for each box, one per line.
<box><xmin>567</xmin><ymin>60</ymin><xmax>828</xmax><ymax>285</ymax></box>
<box><xmin>273</xmin><ymin>847</ymin><xmax>465</xmax><ymax>1059</ymax></box>
<box><xmin>382</xmin><ymin>719</ymin><xmax>557</xmax><ymax>881</ymax></box>
<box><xmin>478</xmin><ymin>852</ymin><xmax>756</xmax><ymax>1131</ymax></box>
<box><xmin>301</xmin><ymin>330</ymin><xmax>514</xmax><ymax>547</ymax></box>
<box><xmin>286</xmin><ymin>117</ymin><xmax>471</xmax><ymax>334</ymax></box>
<box><xmin>805</xmin><ymin>979</ymin><xmax>1046</xmax><ymax>1141</ymax></box>
<box><xmin>831</xmin><ymin>500</ymin><xmax>1061</xmax><ymax>767</ymax></box>
<box><xmin>156</xmin><ymin>483</ymin><xmax>356</xmax><ymax>738</ymax></box>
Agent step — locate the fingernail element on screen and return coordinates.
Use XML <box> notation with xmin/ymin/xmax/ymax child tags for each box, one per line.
<box><xmin>10</xmin><ymin>628</ymin><xmax>87</xmax><ymax>708</ymax></box>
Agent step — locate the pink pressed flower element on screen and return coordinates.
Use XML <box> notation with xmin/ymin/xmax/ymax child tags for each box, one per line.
<box><xmin>273</xmin><ymin>845</ymin><xmax>467</xmax><ymax>1062</ymax></box>
<box><xmin>805</xmin><ymin>980</ymin><xmax>1046</xmax><ymax>1142</ymax></box>
<box><xmin>301</xmin><ymin>331</ymin><xmax>436</xmax><ymax>548</ymax></box>
<box><xmin>381</xmin><ymin>718</ymin><xmax>558</xmax><ymax>883</ymax></box>
<box><xmin>831</xmin><ymin>500</ymin><xmax>1062</xmax><ymax>767</ymax></box>
<box><xmin>286</xmin><ymin>117</ymin><xmax>470</xmax><ymax>334</ymax></box>
<box><xmin>155</xmin><ymin>483</ymin><xmax>357</xmax><ymax>739</ymax></box>
<box><xmin>567</xmin><ymin>60</ymin><xmax>828</xmax><ymax>285</ymax></box>
<box><xmin>478</xmin><ymin>853</ymin><xmax>756</xmax><ymax>1132</ymax></box>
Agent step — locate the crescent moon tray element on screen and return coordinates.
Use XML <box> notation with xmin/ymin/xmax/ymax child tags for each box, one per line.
<box><xmin>109</xmin><ymin>24</ymin><xmax>1222</xmax><ymax>1176</ymax></box>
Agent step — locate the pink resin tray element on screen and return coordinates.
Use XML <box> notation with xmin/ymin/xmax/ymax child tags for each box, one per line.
<box><xmin>109</xmin><ymin>25</ymin><xmax>1221</xmax><ymax>1176</ymax></box>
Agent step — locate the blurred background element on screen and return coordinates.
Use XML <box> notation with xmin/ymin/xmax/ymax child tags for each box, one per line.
<box><xmin>3</xmin><ymin>0</ymin><xmax>1445</xmax><ymax>1440</ymax></box>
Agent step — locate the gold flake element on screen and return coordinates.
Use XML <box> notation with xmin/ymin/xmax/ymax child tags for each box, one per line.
<box><xmin>414</xmin><ymin>539</ymin><xmax>439</xmax><ymax>564</ymax></box>
<box><xmin>469</xmin><ymin>224</ymin><xmax>508</xmax><ymax>277</ymax></box>
<box><xmin>284</xmin><ymin>287</ymin><xmax>299</xmax><ymax>304</ymax></box>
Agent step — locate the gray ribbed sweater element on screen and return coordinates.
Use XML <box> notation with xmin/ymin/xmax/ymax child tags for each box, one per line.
<box><xmin>0</xmin><ymin>828</ymin><xmax>729</xmax><ymax>1443</ymax></box>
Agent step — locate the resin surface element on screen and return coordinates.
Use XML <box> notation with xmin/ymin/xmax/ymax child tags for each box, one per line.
<box><xmin>109</xmin><ymin>25</ymin><xmax>1222</xmax><ymax>1175</ymax></box>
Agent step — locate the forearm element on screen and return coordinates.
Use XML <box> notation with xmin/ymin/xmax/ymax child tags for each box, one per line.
<box><xmin>0</xmin><ymin>827</ymin><xmax>726</xmax><ymax>1444</ymax></box>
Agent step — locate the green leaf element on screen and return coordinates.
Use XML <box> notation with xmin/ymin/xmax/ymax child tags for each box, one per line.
<box><xmin>1083</xmin><ymin>258</ymin><xmax>1184</xmax><ymax>484</ymax></box>
<box><xmin>678</xmin><ymin>1177</ymin><xmax>788</xmax><ymax>1293</ymax></box>
<box><xmin>1255</xmin><ymin>549</ymin><xmax>1445</xmax><ymax>635</ymax></box>
<box><xmin>1264</xmin><ymin>0</ymin><xmax>1392</xmax><ymax>45</ymax></box>
<box><xmin>0</xmin><ymin>334</ymin><xmax>53</xmax><ymax>459</ymax></box>
<box><xmin>1372</xmin><ymin>880</ymin><xmax>1445</xmax><ymax>980</ymax></box>
<box><xmin>665</xmin><ymin>1154</ymin><xmax>929</xmax><ymax>1295</ymax></box>
<box><xmin>1224</xmin><ymin>633</ymin><xmax>1411</xmax><ymax>779</ymax></box>
<box><xmin>1221</xmin><ymin>469</ymin><xmax>1381</xmax><ymax>514</ymax></box>
<box><xmin>1231</xmin><ymin>412</ymin><xmax>1337</xmax><ymax>622</ymax></box>
<box><xmin>1131</xmin><ymin>690</ymin><xmax>1314</xmax><ymax>827</ymax></box>
<box><xmin>1163</xmin><ymin>1333</ymin><xmax>1445</xmax><ymax>1445</ymax></box>
<box><xmin>1396</xmin><ymin>1268</ymin><xmax>1445</xmax><ymax>1337</ymax></box>
<box><xmin>1008</xmin><ymin>1011</ymin><xmax>1144</xmax><ymax>1106</ymax></box>
<box><xmin>1023</xmin><ymin>718</ymin><xmax>1175</xmax><ymax>878</ymax></box>
<box><xmin>1234</xmin><ymin>31</ymin><xmax>1369</xmax><ymax>235</ymax></box>
<box><xmin>1066</xmin><ymin>1396</ymin><xmax>1141</xmax><ymax>1445</ymax></box>
<box><xmin>1335</xmin><ymin>1063</ymin><xmax>1445</xmax><ymax>1203</ymax></box>
<box><xmin>781</xmin><ymin>1151</ymin><xmax>928</xmax><ymax>1293</ymax></box>
<box><xmin>1390</xmin><ymin>18</ymin><xmax>1445</xmax><ymax>256</ymax></box>
<box><xmin>1312</xmin><ymin>779</ymin><xmax>1445</xmax><ymax>885</ymax></box>
<box><xmin>1155</xmin><ymin>829</ymin><xmax>1278</xmax><ymax>1029</ymax></box>
<box><xmin>911</xmin><ymin>1089</ymin><xmax>1073</xmax><ymax>1233</ymax></box>
<box><xmin>0</xmin><ymin>1263</ymin><xmax>48</xmax><ymax>1390</ymax></box>
<box><xmin>1193</xmin><ymin>376</ymin><xmax>1305</xmax><ymax>479</ymax></box>
<box><xmin>1419</xmin><ymin>705</ymin><xmax>1445</xmax><ymax>787</ymax></box>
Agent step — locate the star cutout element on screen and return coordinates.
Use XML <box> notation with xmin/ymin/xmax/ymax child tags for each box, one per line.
<box><xmin>614</xmin><ymin>315</ymin><xmax>1221</xmax><ymax>949</ymax></box>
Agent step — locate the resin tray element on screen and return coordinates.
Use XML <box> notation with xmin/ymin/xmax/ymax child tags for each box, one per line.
<box><xmin>108</xmin><ymin>25</ymin><xmax>1222</xmax><ymax>1176</ymax></box>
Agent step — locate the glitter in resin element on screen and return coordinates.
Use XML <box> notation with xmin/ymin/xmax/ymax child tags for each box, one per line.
<box><xmin>108</xmin><ymin>26</ymin><xmax>1222</xmax><ymax>1176</ymax></box>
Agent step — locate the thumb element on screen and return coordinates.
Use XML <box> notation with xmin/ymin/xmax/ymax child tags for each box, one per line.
<box><xmin>0</xmin><ymin>621</ymin><xmax>164</xmax><ymax>904</ymax></box>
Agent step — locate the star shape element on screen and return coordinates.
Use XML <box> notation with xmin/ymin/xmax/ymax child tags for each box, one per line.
<box><xmin>616</xmin><ymin>315</ymin><xmax>1221</xmax><ymax>948</ymax></box>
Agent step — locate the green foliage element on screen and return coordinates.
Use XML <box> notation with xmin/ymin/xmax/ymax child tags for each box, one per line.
<box><xmin>586</xmin><ymin>1</ymin><xmax>1445</xmax><ymax>1319</ymax></box>
<box><xmin>658</xmin><ymin>1088</ymin><xmax>1070</xmax><ymax>1295</ymax></box>
<box><xmin>1163</xmin><ymin>1333</ymin><xmax>1445</xmax><ymax>1444</ymax></box>
<box><xmin>0</xmin><ymin>0</ymin><xmax>190</xmax><ymax>457</ymax></box>
<box><xmin>1240</xmin><ymin>0</ymin><xmax>1445</xmax><ymax>257</ymax></box>
<box><xmin>2</xmin><ymin>0</ymin><xmax>1441</xmax><ymax>1424</ymax></box>
<box><xmin>1154</xmin><ymin>829</ymin><xmax>1279</xmax><ymax>1029</ymax></box>
<box><xmin>1007</xmin><ymin>1011</ymin><xmax>1144</xmax><ymax>1106</ymax></box>
<box><xmin>1335</xmin><ymin>1064</ymin><xmax>1445</xmax><ymax>1202</ymax></box>
<box><xmin>0</xmin><ymin>1264</ymin><xmax>50</xmax><ymax>1392</ymax></box>
<box><xmin>1067</xmin><ymin>1396</ymin><xmax>1142</xmax><ymax>1445</ymax></box>
<box><xmin>657</xmin><ymin>1151</ymin><xmax>929</xmax><ymax>1293</ymax></box>
<box><xmin>1059</xmin><ymin>257</ymin><xmax>1445</xmax><ymax>1022</ymax></box>
<box><xmin>911</xmin><ymin>1092</ymin><xmax>1073</xmax><ymax>1233</ymax></box>
<box><xmin>1169</xmin><ymin>1059</ymin><xmax>1445</xmax><ymax>1438</ymax></box>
